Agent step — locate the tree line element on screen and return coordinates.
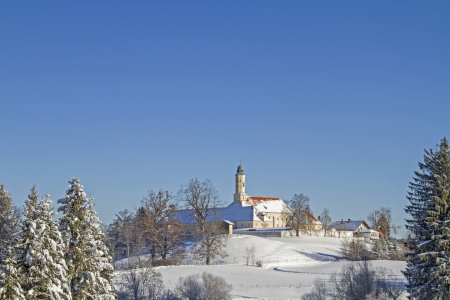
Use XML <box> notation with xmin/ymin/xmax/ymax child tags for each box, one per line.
<box><xmin>105</xmin><ymin>177</ymin><xmax>229</xmax><ymax>268</ymax></box>
<box><xmin>0</xmin><ymin>176</ymin><xmax>234</xmax><ymax>299</ymax></box>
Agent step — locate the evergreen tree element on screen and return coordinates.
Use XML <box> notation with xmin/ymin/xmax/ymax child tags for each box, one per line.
<box><xmin>83</xmin><ymin>194</ymin><xmax>116</xmax><ymax>299</ymax></box>
<box><xmin>0</xmin><ymin>247</ymin><xmax>25</xmax><ymax>300</ymax></box>
<box><xmin>403</xmin><ymin>137</ymin><xmax>450</xmax><ymax>299</ymax></box>
<box><xmin>0</xmin><ymin>185</ymin><xmax>20</xmax><ymax>263</ymax></box>
<box><xmin>20</xmin><ymin>186</ymin><xmax>71</xmax><ymax>299</ymax></box>
<box><xmin>58</xmin><ymin>178</ymin><xmax>116</xmax><ymax>299</ymax></box>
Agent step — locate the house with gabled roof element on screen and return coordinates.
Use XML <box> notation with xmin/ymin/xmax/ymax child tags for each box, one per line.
<box><xmin>328</xmin><ymin>219</ymin><xmax>379</xmax><ymax>241</ymax></box>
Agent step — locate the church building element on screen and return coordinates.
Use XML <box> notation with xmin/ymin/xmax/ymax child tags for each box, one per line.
<box><xmin>221</xmin><ymin>162</ymin><xmax>322</xmax><ymax>231</ymax></box>
<box><xmin>220</xmin><ymin>162</ymin><xmax>291</xmax><ymax>229</ymax></box>
<box><xmin>179</xmin><ymin>162</ymin><xmax>322</xmax><ymax>231</ymax></box>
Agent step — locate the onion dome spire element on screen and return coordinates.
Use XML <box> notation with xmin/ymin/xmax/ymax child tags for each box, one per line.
<box><xmin>236</xmin><ymin>160</ymin><xmax>245</xmax><ymax>175</ymax></box>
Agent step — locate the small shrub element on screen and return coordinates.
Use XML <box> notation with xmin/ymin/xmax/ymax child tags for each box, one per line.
<box><xmin>256</xmin><ymin>260</ymin><xmax>263</xmax><ymax>268</ymax></box>
<box><xmin>372</xmin><ymin>238</ymin><xmax>409</xmax><ymax>261</ymax></box>
<box><xmin>301</xmin><ymin>278</ymin><xmax>327</xmax><ymax>300</ymax></box>
<box><xmin>341</xmin><ymin>237</ymin><xmax>373</xmax><ymax>261</ymax></box>
<box><xmin>304</xmin><ymin>260</ymin><xmax>404</xmax><ymax>300</ymax></box>
<box><xmin>176</xmin><ymin>272</ymin><xmax>232</xmax><ymax>300</ymax></box>
<box><xmin>117</xmin><ymin>263</ymin><xmax>175</xmax><ymax>300</ymax></box>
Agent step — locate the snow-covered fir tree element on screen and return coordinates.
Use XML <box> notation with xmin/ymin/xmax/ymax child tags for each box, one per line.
<box><xmin>403</xmin><ymin>137</ymin><xmax>450</xmax><ymax>299</ymax></box>
<box><xmin>0</xmin><ymin>246</ymin><xmax>25</xmax><ymax>300</ymax></box>
<box><xmin>20</xmin><ymin>186</ymin><xmax>71</xmax><ymax>299</ymax></box>
<box><xmin>82</xmin><ymin>194</ymin><xmax>116</xmax><ymax>299</ymax></box>
<box><xmin>58</xmin><ymin>178</ymin><xmax>116</xmax><ymax>299</ymax></box>
<box><xmin>0</xmin><ymin>184</ymin><xmax>20</xmax><ymax>263</ymax></box>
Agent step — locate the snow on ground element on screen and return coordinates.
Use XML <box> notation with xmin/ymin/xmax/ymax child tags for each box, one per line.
<box><xmin>222</xmin><ymin>235</ymin><xmax>342</xmax><ymax>268</ymax></box>
<box><xmin>114</xmin><ymin>235</ymin><xmax>407</xmax><ymax>299</ymax></box>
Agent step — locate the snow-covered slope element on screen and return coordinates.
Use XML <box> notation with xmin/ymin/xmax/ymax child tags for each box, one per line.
<box><xmin>222</xmin><ymin>235</ymin><xmax>342</xmax><ymax>268</ymax></box>
<box><xmin>114</xmin><ymin>235</ymin><xmax>407</xmax><ymax>299</ymax></box>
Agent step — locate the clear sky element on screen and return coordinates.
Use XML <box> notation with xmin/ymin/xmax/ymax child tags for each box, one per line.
<box><xmin>1</xmin><ymin>1</ymin><xmax>449</xmax><ymax>237</ymax></box>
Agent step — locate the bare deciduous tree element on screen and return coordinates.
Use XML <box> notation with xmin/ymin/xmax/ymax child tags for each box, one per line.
<box><xmin>133</xmin><ymin>207</ymin><xmax>149</xmax><ymax>267</ymax></box>
<box><xmin>178</xmin><ymin>178</ymin><xmax>228</xmax><ymax>265</ymax></box>
<box><xmin>367</xmin><ymin>207</ymin><xmax>398</xmax><ymax>239</ymax></box>
<box><xmin>282</xmin><ymin>193</ymin><xmax>310</xmax><ymax>236</ymax></box>
<box><xmin>113</xmin><ymin>209</ymin><xmax>135</xmax><ymax>264</ymax></box>
<box><xmin>306</xmin><ymin>208</ymin><xmax>315</xmax><ymax>236</ymax></box>
<box><xmin>118</xmin><ymin>263</ymin><xmax>169</xmax><ymax>300</ymax></box>
<box><xmin>139</xmin><ymin>190</ymin><xmax>185</xmax><ymax>263</ymax></box>
<box><xmin>320</xmin><ymin>208</ymin><xmax>332</xmax><ymax>237</ymax></box>
<box><xmin>192</xmin><ymin>220</ymin><xmax>228</xmax><ymax>265</ymax></box>
<box><xmin>102</xmin><ymin>223</ymin><xmax>119</xmax><ymax>269</ymax></box>
<box><xmin>242</xmin><ymin>245</ymin><xmax>256</xmax><ymax>266</ymax></box>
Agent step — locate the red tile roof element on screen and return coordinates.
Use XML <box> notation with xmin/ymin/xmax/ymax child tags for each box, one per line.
<box><xmin>246</xmin><ymin>196</ymin><xmax>281</xmax><ymax>202</ymax></box>
<box><xmin>305</xmin><ymin>211</ymin><xmax>319</xmax><ymax>223</ymax></box>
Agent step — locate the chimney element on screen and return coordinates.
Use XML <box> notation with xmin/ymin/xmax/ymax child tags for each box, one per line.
<box><xmin>318</xmin><ymin>216</ymin><xmax>321</xmax><ymax>221</ymax></box>
<box><xmin>348</xmin><ymin>218</ymin><xmax>352</xmax><ymax>223</ymax></box>
<box><xmin>341</xmin><ymin>219</ymin><xmax>343</xmax><ymax>224</ymax></box>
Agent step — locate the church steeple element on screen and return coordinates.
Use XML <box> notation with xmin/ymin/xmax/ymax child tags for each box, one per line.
<box><xmin>237</xmin><ymin>161</ymin><xmax>245</xmax><ymax>175</ymax></box>
<box><xmin>234</xmin><ymin>161</ymin><xmax>248</xmax><ymax>202</ymax></box>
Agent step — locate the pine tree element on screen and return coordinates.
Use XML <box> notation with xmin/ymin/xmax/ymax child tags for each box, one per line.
<box><xmin>0</xmin><ymin>185</ymin><xmax>20</xmax><ymax>263</ymax></box>
<box><xmin>0</xmin><ymin>247</ymin><xmax>25</xmax><ymax>300</ymax></box>
<box><xmin>20</xmin><ymin>186</ymin><xmax>71</xmax><ymax>299</ymax></box>
<box><xmin>403</xmin><ymin>137</ymin><xmax>450</xmax><ymax>299</ymax></box>
<box><xmin>58</xmin><ymin>178</ymin><xmax>116</xmax><ymax>299</ymax></box>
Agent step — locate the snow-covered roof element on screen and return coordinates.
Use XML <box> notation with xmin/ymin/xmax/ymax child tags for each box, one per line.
<box><xmin>176</xmin><ymin>198</ymin><xmax>324</xmax><ymax>224</ymax></box>
<box><xmin>221</xmin><ymin>202</ymin><xmax>260</xmax><ymax>222</ymax></box>
<box><xmin>243</xmin><ymin>196</ymin><xmax>287</xmax><ymax>214</ymax></box>
<box><xmin>175</xmin><ymin>209</ymin><xmax>225</xmax><ymax>223</ymax></box>
<box><xmin>328</xmin><ymin>220</ymin><xmax>370</xmax><ymax>232</ymax></box>
<box><xmin>176</xmin><ymin>203</ymin><xmax>261</xmax><ymax>223</ymax></box>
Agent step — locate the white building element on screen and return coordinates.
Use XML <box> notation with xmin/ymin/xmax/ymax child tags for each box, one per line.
<box><xmin>328</xmin><ymin>219</ymin><xmax>379</xmax><ymax>241</ymax></box>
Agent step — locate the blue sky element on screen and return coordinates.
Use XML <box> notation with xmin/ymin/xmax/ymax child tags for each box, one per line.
<box><xmin>1</xmin><ymin>1</ymin><xmax>449</xmax><ymax>236</ymax></box>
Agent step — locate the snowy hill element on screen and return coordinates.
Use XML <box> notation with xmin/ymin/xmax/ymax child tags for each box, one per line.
<box><xmin>114</xmin><ymin>235</ymin><xmax>407</xmax><ymax>299</ymax></box>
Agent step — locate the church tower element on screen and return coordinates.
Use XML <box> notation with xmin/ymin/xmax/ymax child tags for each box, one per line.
<box><xmin>234</xmin><ymin>161</ymin><xmax>248</xmax><ymax>202</ymax></box>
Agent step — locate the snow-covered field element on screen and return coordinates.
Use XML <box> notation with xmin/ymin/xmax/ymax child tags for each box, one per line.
<box><xmin>115</xmin><ymin>235</ymin><xmax>407</xmax><ymax>299</ymax></box>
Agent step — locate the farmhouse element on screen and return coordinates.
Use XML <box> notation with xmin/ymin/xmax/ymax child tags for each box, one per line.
<box><xmin>328</xmin><ymin>219</ymin><xmax>379</xmax><ymax>241</ymax></box>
